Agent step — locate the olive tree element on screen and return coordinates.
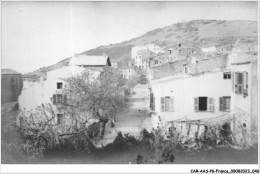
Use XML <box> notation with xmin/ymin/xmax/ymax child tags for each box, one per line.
<box><xmin>18</xmin><ymin>68</ymin><xmax>127</xmax><ymax>155</ymax></box>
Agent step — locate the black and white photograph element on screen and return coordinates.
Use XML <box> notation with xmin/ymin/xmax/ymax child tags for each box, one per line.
<box><xmin>1</xmin><ymin>1</ymin><xmax>259</xmax><ymax>173</ymax></box>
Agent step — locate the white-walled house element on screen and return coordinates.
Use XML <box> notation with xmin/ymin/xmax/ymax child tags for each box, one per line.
<box><xmin>201</xmin><ymin>46</ymin><xmax>216</xmax><ymax>53</ymax></box>
<box><xmin>118</xmin><ymin>67</ymin><xmax>135</xmax><ymax>79</ymax></box>
<box><xmin>134</xmin><ymin>54</ymin><xmax>143</xmax><ymax>68</ymax></box>
<box><xmin>134</xmin><ymin>49</ymin><xmax>156</xmax><ymax>68</ymax></box>
<box><xmin>152</xmin><ymin>71</ymin><xmax>232</xmax><ymax>122</ymax></box>
<box><xmin>18</xmin><ymin>55</ymin><xmax>111</xmax><ymax>126</ymax></box>
<box><xmin>131</xmin><ymin>44</ymin><xmax>164</xmax><ymax>67</ymax></box>
<box><xmin>228</xmin><ymin>51</ymin><xmax>258</xmax><ymax>145</ymax></box>
<box><xmin>150</xmin><ymin>56</ymin><xmax>232</xmax><ymax>128</ymax></box>
<box><xmin>149</xmin><ymin>45</ymin><xmax>258</xmax><ymax>147</ymax></box>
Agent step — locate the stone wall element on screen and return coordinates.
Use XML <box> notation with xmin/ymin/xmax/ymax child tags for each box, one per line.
<box><xmin>196</xmin><ymin>55</ymin><xmax>227</xmax><ymax>74</ymax></box>
<box><xmin>152</xmin><ymin>60</ymin><xmax>187</xmax><ymax>79</ymax></box>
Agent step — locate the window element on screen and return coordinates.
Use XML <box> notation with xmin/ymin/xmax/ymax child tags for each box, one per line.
<box><xmin>243</xmin><ymin>71</ymin><xmax>248</xmax><ymax>97</ymax></box>
<box><xmin>57</xmin><ymin>82</ymin><xmax>63</xmax><ymax>89</ymax></box>
<box><xmin>183</xmin><ymin>64</ymin><xmax>187</xmax><ymax>74</ymax></box>
<box><xmin>155</xmin><ymin>60</ymin><xmax>159</xmax><ymax>64</ymax></box>
<box><xmin>161</xmin><ymin>96</ymin><xmax>174</xmax><ymax>112</ymax></box>
<box><xmin>57</xmin><ymin>114</ymin><xmax>64</xmax><ymax>125</ymax></box>
<box><xmin>219</xmin><ymin>96</ymin><xmax>231</xmax><ymax>112</ymax></box>
<box><xmin>52</xmin><ymin>94</ymin><xmax>67</xmax><ymax>105</ymax></box>
<box><xmin>223</xmin><ymin>72</ymin><xmax>231</xmax><ymax>79</ymax></box>
<box><xmin>150</xmin><ymin>93</ymin><xmax>155</xmax><ymax>110</ymax></box>
<box><xmin>194</xmin><ymin>97</ymin><xmax>214</xmax><ymax>112</ymax></box>
<box><xmin>165</xmin><ymin>97</ymin><xmax>170</xmax><ymax>111</ymax></box>
<box><xmin>233</xmin><ymin>72</ymin><xmax>248</xmax><ymax>97</ymax></box>
<box><xmin>234</xmin><ymin>72</ymin><xmax>243</xmax><ymax>94</ymax></box>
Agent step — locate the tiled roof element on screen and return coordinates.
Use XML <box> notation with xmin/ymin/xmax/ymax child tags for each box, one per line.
<box><xmin>70</xmin><ymin>55</ymin><xmax>111</xmax><ymax>66</ymax></box>
<box><xmin>1</xmin><ymin>69</ymin><xmax>21</xmax><ymax>75</ymax></box>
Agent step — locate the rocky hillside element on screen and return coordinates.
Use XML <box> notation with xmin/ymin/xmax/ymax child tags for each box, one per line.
<box><xmin>25</xmin><ymin>20</ymin><xmax>257</xmax><ymax>78</ymax></box>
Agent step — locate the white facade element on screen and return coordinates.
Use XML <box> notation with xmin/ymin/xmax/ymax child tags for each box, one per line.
<box><xmin>135</xmin><ymin>54</ymin><xmax>143</xmax><ymax>68</ymax></box>
<box><xmin>229</xmin><ymin>54</ymin><xmax>258</xmax><ymax>141</ymax></box>
<box><xmin>131</xmin><ymin>44</ymin><xmax>164</xmax><ymax>68</ymax></box>
<box><xmin>134</xmin><ymin>55</ymin><xmax>149</xmax><ymax>69</ymax></box>
<box><xmin>150</xmin><ymin>48</ymin><xmax>258</xmax><ymax>147</ymax></box>
<box><xmin>118</xmin><ymin>68</ymin><xmax>134</xmax><ymax>79</ymax></box>
<box><xmin>19</xmin><ymin>55</ymin><xmax>110</xmax><ymax>111</ymax></box>
<box><xmin>111</xmin><ymin>62</ymin><xmax>118</xmax><ymax>69</ymax></box>
<box><xmin>151</xmin><ymin>70</ymin><xmax>232</xmax><ymax>128</ymax></box>
<box><xmin>201</xmin><ymin>46</ymin><xmax>216</xmax><ymax>53</ymax></box>
<box><xmin>19</xmin><ymin>66</ymin><xmax>101</xmax><ymax>111</ymax></box>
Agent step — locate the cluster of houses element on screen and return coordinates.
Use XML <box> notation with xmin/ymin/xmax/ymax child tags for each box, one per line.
<box><xmin>142</xmin><ymin>41</ymin><xmax>258</xmax><ymax>147</ymax></box>
<box><xmin>14</xmin><ymin>36</ymin><xmax>258</xmax><ymax>148</ymax></box>
<box><xmin>103</xmin><ymin>39</ymin><xmax>258</xmax><ymax>147</ymax></box>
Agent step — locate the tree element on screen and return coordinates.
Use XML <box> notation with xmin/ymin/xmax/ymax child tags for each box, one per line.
<box><xmin>62</xmin><ymin>69</ymin><xmax>127</xmax><ymax>124</ymax></box>
<box><xmin>18</xmin><ymin>68</ymin><xmax>127</xmax><ymax>155</ymax></box>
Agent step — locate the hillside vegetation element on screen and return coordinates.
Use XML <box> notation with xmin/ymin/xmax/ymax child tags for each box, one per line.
<box><xmin>24</xmin><ymin>20</ymin><xmax>257</xmax><ymax>79</ymax></box>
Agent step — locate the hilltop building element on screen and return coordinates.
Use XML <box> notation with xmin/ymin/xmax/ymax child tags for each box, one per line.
<box><xmin>118</xmin><ymin>67</ymin><xmax>136</xmax><ymax>79</ymax></box>
<box><xmin>131</xmin><ymin>43</ymin><xmax>164</xmax><ymax>68</ymax></box>
<box><xmin>134</xmin><ymin>49</ymin><xmax>156</xmax><ymax>69</ymax></box>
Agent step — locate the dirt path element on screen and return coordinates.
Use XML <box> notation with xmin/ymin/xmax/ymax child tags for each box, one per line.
<box><xmin>115</xmin><ymin>83</ymin><xmax>152</xmax><ymax>137</ymax></box>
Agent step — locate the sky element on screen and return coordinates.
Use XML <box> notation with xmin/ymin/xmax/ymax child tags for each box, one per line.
<box><xmin>1</xmin><ymin>1</ymin><xmax>258</xmax><ymax>74</ymax></box>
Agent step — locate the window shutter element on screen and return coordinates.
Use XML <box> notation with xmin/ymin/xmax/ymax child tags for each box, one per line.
<box><xmin>153</xmin><ymin>97</ymin><xmax>155</xmax><ymax>110</ymax></box>
<box><xmin>234</xmin><ymin>73</ymin><xmax>238</xmax><ymax>94</ymax></box>
<box><xmin>243</xmin><ymin>71</ymin><xmax>248</xmax><ymax>97</ymax></box>
<box><xmin>219</xmin><ymin>97</ymin><xmax>223</xmax><ymax>111</ymax></box>
<box><xmin>53</xmin><ymin>94</ymin><xmax>57</xmax><ymax>105</ymax></box>
<box><xmin>232</xmin><ymin>72</ymin><xmax>235</xmax><ymax>92</ymax></box>
<box><xmin>238</xmin><ymin>73</ymin><xmax>243</xmax><ymax>94</ymax></box>
<box><xmin>150</xmin><ymin>93</ymin><xmax>154</xmax><ymax>109</ymax></box>
<box><xmin>170</xmin><ymin>97</ymin><xmax>174</xmax><ymax>112</ymax></box>
<box><xmin>165</xmin><ymin>97</ymin><xmax>170</xmax><ymax>112</ymax></box>
<box><xmin>194</xmin><ymin>97</ymin><xmax>198</xmax><ymax>112</ymax></box>
<box><xmin>161</xmin><ymin>97</ymin><xmax>165</xmax><ymax>112</ymax></box>
<box><xmin>208</xmin><ymin>98</ymin><xmax>214</xmax><ymax>112</ymax></box>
